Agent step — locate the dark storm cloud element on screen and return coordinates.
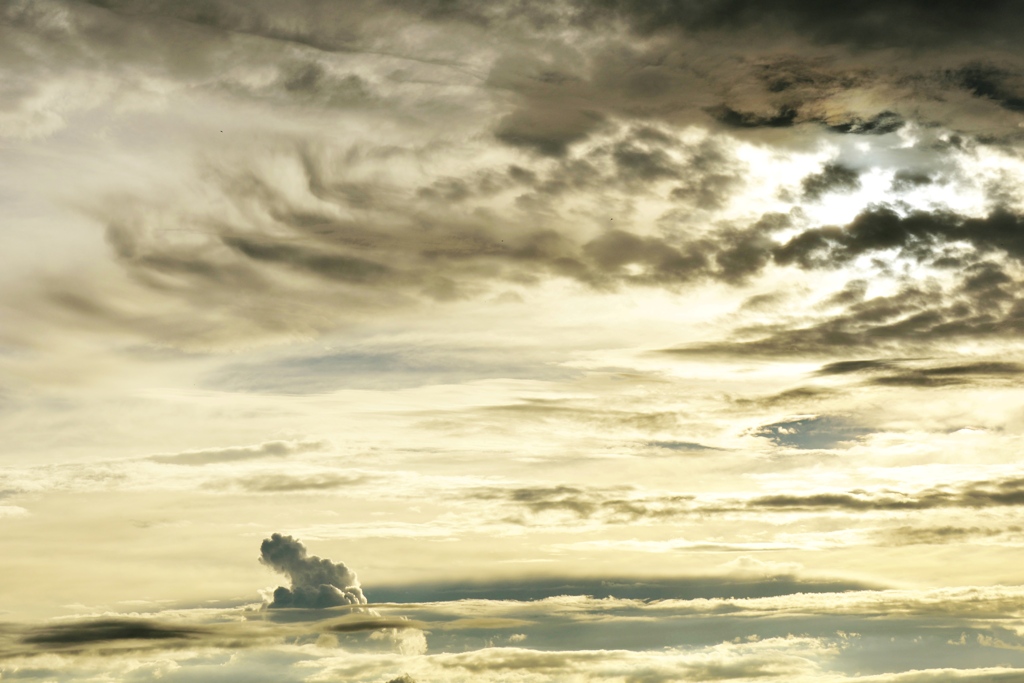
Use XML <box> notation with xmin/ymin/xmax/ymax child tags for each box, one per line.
<box><xmin>73</xmin><ymin>0</ymin><xmax>375</xmax><ymax>54</ymax></box>
<box><xmin>493</xmin><ymin>3</ymin><xmax>1024</xmax><ymax>150</ymax></box>
<box><xmin>70</xmin><ymin>0</ymin><xmax>1024</xmax><ymax>56</ymax></box>
<box><xmin>952</xmin><ymin>63</ymin><xmax>1024</xmax><ymax>113</ymax></box>
<box><xmin>800</xmin><ymin>163</ymin><xmax>860</xmax><ymax>201</ymax></box>
<box><xmin>13</xmin><ymin>0</ymin><xmax>1024</xmax><ymax>353</ymax></box>
<box><xmin>611</xmin><ymin>139</ymin><xmax>680</xmax><ymax>181</ymax></box>
<box><xmin>774</xmin><ymin>207</ymin><xmax>1024</xmax><ymax>270</ymax></box>
<box><xmin>700</xmin><ymin>69</ymin><xmax>904</xmax><ymax>138</ymax></box>
<box><xmin>571</xmin><ymin>0</ymin><xmax>1024</xmax><ymax>49</ymax></box>
<box><xmin>80</xmin><ymin>132</ymin><xmax>748</xmax><ymax>344</ymax></box>
<box><xmin>714</xmin><ymin>107</ymin><xmax>905</xmax><ymax>137</ymax></box>
<box><xmin>2</xmin><ymin>0</ymin><xmax>380</xmax><ymax>127</ymax></box>
<box><xmin>581</xmin><ymin>230</ymin><xmax>709</xmax><ymax>285</ymax></box>
<box><xmin>891</xmin><ymin>170</ymin><xmax>934</xmax><ymax>191</ymax></box>
<box><xmin>706</xmin><ymin>105</ymin><xmax>798</xmax><ymax>130</ymax></box>
<box><xmin>499</xmin><ymin>125</ymin><xmax>747</xmax><ymax>211</ymax></box>
<box><xmin>847</xmin><ymin>285</ymin><xmax>1009</xmax><ymax>349</ymax></box>
<box><xmin>221</xmin><ymin>237</ymin><xmax>394</xmax><ymax>285</ymax></box>
<box><xmin>21</xmin><ymin>619</ymin><xmax>202</xmax><ymax>646</ymax></box>
<box><xmin>667</xmin><ymin>137</ymin><xmax>746</xmax><ymax>211</ymax></box>
<box><xmin>823</xmin><ymin>110</ymin><xmax>904</xmax><ymax>136</ymax></box>
<box><xmin>260</xmin><ymin>533</ymin><xmax>367</xmax><ymax>608</ymax></box>
<box><xmin>667</xmin><ymin>243</ymin><xmax>1024</xmax><ymax>357</ymax></box>
<box><xmin>469</xmin><ymin>3</ymin><xmax>1024</xmax><ymax>154</ymax></box>
<box><xmin>751</xmin><ymin>54</ymin><xmax>857</xmax><ymax>95</ymax></box>
<box><xmin>8</xmin><ymin>0</ymin><xmax>1024</xmax><ymax>152</ymax></box>
<box><xmin>611</xmin><ymin>199</ymin><xmax>1024</xmax><ymax>302</ymax></box>
<box><xmin>495</xmin><ymin>107</ymin><xmax>605</xmax><ymax>157</ymax></box>
<box><xmin>90</xmin><ymin>142</ymin><xmax>1024</xmax><ymax>351</ymax></box>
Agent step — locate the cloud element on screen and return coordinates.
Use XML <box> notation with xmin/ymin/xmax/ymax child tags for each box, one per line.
<box><xmin>417</xmin><ymin>397</ymin><xmax>684</xmax><ymax>437</ymax></box>
<box><xmin>259</xmin><ymin>533</ymin><xmax>367</xmax><ymax>608</ymax></box>
<box><xmin>706</xmin><ymin>105</ymin><xmax>798</xmax><ymax>130</ymax></box>
<box><xmin>472</xmin><ymin>483</ymin><xmax>717</xmax><ymax>526</ymax></box>
<box><xmin>823</xmin><ymin>110</ymin><xmax>905</xmax><ymax>136</ymax></box>
<box><xmin>800</xmin><ymin>163</ymin><xmax>860</xmax><ymax>200</ymax></box>
<box><xmin>469</xmin><ymin>484</ymin><xmax>696</xmax><ymax>525</ymax></box>
<box><xmin>19</xmin><ymin>70</ymin><xmax>1024</xmax><ymax>352</ymax></box>
<box><xmin>881</xmin><ymin>525</ymin><xmax>1022</xmax><ymax>546</ymax></box>
<box><xmin>150</xmin><ymin>439</ymin><xmax>328</xmax><ymax>465</ymax></box>
<box><xmin>20</xmin><ymin>619</ymin><xmax>203</xmax><ymax>647</ymax></box>
<box><xmin>494</xmin><ymin>106</ymin><xmax>605</xmax><ymax>157</ymax></box>
<box><xmin>751</xmin><ymin>415</ymin><xmax>872</xmax><ymax>449</ymax></box>
<box><xmin>953</xmin><ymin>63</ymin><xmax>1024</xmax><ymax>113</ymax></box>
<box><xmin>867</xmin><ymin>361</ymin><xmax>1024</xmax><ymax>387</ymax></box>
<box><xmin>892</xmin><ymin>169</ymin><xmax>934</xmax><ymax>191</ymax></box>
<box><xmin>433</xmin><ymin>640</ymin><xmax>828</xmax><ymax>680</ymax></box>
<box><xmin>12</xmin><ymin>2</ymin><xmax>1024</xmax><ymax>681</ymax></box>
<box><xmin>475</xmin><ymin>471</ymin><xmax>1024</xmax><ymax>527</ymax></box>
<box><xmin>745</xmin><ymin>474</ymin><xmax>1024</xmax><ymax>512</ymax></box>
<box><xmin>665</xmin><ymin>264</ymin><xmax>1024</xmax><ymax>357</ymax></box>
<box><xmin>816</xmin><ymin>359</ymin><xmax>897</xmax><ymax>375</ymax></box>
<box><xmin>19</xmin><ymin>4</ymin><xmax>1022</xmax><ymax>351</ymax></box>
<box><xmin>327</xmin><ymin>617</ymin><xmax>421</xmax><ymax>633</ymax></box>
<box><xmin>4</xmin><ymin>607</ymin><xmax>439</xmax><ymax>663</ymax></box>
<box><xmin>572</xmin><ymin>0</ymin><xmax>1024</xmax><ymax>50</ymax></box>
<box><xmin>645</xmin><ymin>440</ymin><xmax>719</xmax><ymax>452</ymax></box>
<box><xmin>369</xmin><ymin>574</ymin><xmax>871</xmax><ymax>604</ymax></box>
<box><xmin>106</xmin><ymin>129</ymin><xmax>737</xmax><ymax>304</ymax></box>
<box><xmin>733</xmin><ymin>386</ymin><xmax>835</xmax><ymax>409</ymax></box>
<box><xmin>66</xmin><ymin>0</ymin><xmax>383</xmax><ymax>55</ymax></box>
<box><xmin>233</xmin><ymin>473</ymin><xmax>369</xmax><ymax>493</ymax></box>
<box><xmin>206</xmin><ymin>347</ymin><xmax>576</xmax><ymax>394</ymax></box>
<box><xmin>773</xmin><ymin>207</ymin><xmax>1024</xmax><ymax>270</ymax></box>
<box><xmin>11</xmin><ymin>575</ymin><xmax>1024</xmax><ymax>680</ymax></box>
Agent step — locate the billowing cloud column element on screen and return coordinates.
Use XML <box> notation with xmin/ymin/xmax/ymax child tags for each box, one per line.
<box><xmin>259</xmin><ymin>533</ymin><xmax>367</xmax><ymax>608</ymax></box>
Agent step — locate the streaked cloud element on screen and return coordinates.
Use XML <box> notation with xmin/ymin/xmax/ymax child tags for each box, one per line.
<box><xmin>150</xmin><ymin>439</ymin><xmax>329</xmax><ymax>465</ymax></box>
<box><xmin>5</xmin><ymin>0</ymin><xmax>1024</xmax><ymax>680</ymax></box>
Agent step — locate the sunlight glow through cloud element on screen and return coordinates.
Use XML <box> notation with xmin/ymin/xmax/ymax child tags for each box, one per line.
<box><xmin>5</xmin><ymin>1</ymin><xmax>1024</xmax><ymax>680</ymax></box>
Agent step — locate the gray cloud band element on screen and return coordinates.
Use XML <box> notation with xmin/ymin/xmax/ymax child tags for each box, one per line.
<box><xmin>477</xmin><ymin>473</ymin><xmax>1024</xmax><ymax>525</ymax></box>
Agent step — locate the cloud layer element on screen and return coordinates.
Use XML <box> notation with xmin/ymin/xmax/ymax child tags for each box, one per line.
<box><xmin>6</xmin><ymin>1</ymin><xmax>1024</xmax><ymax>682</ymax></box>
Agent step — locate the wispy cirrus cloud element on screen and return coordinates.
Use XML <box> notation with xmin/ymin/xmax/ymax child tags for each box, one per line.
<box><xmin>149</xmin><ymin>439</ymin><xmax>329</xmax><ymax>465</ymax></box>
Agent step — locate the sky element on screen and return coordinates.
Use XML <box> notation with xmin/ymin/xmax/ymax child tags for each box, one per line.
<box><xmin>4</xmin><ymin>1</ymin><xmax>1024</xmax><ymax>681</ymax></box>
